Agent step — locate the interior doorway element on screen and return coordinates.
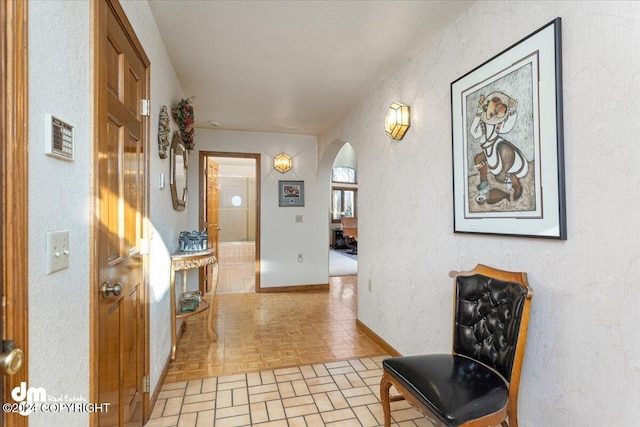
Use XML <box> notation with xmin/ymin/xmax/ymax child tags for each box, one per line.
<box><xmin>1</xmin><ymin>1</ymin><xmax>29</xmax><ymax>425</ymax></box>
<box><xmin>199</xmin><ymin>152</ymin><xmax>261</xmax><ymax>293</ymax></box>
<box><xmin>328</xmin><ymin>143</ymin><xmax>358</xmax><ymax>277</ymax></box>
<box><xmin>91</xmin><ymin>1</ymin><xmax>151</xmax><ymax>425</ymax></box>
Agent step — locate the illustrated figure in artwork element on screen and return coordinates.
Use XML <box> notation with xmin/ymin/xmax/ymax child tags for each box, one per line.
<box><xmin>158</xmin><ymin>105</ymin><xmax>170</xmax><ymax>159</ymax></box>
<box><xmin>470</xmin><ymin>91</ymin><xmax>529</xmax><ymax>202</ymax></box>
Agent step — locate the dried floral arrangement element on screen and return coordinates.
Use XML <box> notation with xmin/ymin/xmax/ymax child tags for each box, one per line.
<box><xmin>172</xmin><ymin>96</ymin><xmax>196</xmax><ymax>150</ymax></box>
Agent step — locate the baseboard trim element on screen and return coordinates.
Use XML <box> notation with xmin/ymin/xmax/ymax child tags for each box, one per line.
<box><xmin>148</xmin><ymin>351</ymin><xmax>172</xmax><ymax>423</ymax></box>
<box><xmin>259</xmin><ymin>283</ymin><xmax>329</xmax><ymax>293</ymax></box>
<box><xmin>148</xmin><ymin>321</ymin><xmax>185</xmax><ymax>421</ymax></box>
<box><xmin>356</xmin><ymin>319</ymin><xmax>401</xmax><ymax>357</ymax></box>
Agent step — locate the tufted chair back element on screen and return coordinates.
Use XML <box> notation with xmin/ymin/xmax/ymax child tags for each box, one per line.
<box><xmin>381</xmin><ymin>265</ymin><xmax>533</xmax><ymax>427</ymax></box>
<box><xmin>453</xmin><ymin>273</ymin><xmax>528</xmax><ymax>382</ymax></box>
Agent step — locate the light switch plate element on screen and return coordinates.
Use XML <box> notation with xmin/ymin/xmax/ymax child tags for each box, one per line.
<box><xmin>46</xmin><ymin>230</ymin><xmax>70</xmax><ymax>274</ymax></box>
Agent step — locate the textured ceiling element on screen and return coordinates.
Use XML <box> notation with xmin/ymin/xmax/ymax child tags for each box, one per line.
<box><xmin>148</xmin><ymin>1</ymin><xmax>473</xmax><ymax>136</ymax></box>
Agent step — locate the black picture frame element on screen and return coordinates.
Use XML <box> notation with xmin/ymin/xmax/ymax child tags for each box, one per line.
<box><xmin>451</xmin><ymin>18</ymin><xmax>566</xmax><ymax>239</ymax></box>
<box><xmin>279</xmin><ymin>180</ymin><xmax>305</xmax><ymax>207</ymax></box>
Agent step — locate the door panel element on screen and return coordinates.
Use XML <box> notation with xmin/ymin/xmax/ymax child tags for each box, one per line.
<box><xmin>123</xmin><ymin>134</ymin><xmax>142</xmax><ymax>253</ymax></box>
<box><xmin>106</xmin><ymin>120</ymin><xmax>121</xmax><ymax>262</ymax></box>
<box><xmin>207</xmin><ymin>158</ymin><xmax>220</xmax><ymax>253</ymax></box>
<box><xmin>203</xmin><ymin>158</ymin><xmax>220</xmax><ymax>293</ymax></box>
<box><xmin>106</xmin><ymin>37</ymin><xmax>121</xmax><ymax>97</ymax></box>
<box><xmin>98</xmin><ymin>301</ymin><xmax>121</xmax><ymax>426</ymax></box>
<box><xmin>122</xmin><ymin>283</ymin><xmax>142</xmax><ymax>424</ymax></box>
<box><xmin>95</xmin><ymin>1</ymin><xmax>149</xmax><ymax>426</ymax></box>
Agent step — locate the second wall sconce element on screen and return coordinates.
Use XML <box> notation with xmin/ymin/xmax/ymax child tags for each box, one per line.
<box><xmin>384</xmin><ymin>102</ymin><xmax>410</xmax><ymax>140</ymax></box>
<box><xmin>273</xmin><ymin>153</ymin><xmax>293</xmax><ymax>173</ymax></box>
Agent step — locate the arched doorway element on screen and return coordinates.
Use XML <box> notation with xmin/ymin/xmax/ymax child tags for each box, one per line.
<box><xmin>318</xmin><ymin>140</ymin><xmax>358</xmax><ymax>278</ymax></box>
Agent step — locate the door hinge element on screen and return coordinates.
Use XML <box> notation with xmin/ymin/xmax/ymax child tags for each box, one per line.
<box><xmin>142</xmin><ymin>375</ymin><xmax>150</xmax><ymax>393</ymax></box>
<box><xmin>141</xmin><ymin>99</ymin><xmax>150</xmax><ymax>117</ymax></box>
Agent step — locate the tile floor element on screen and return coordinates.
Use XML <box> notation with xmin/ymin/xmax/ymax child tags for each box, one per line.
<box><xmin>217</xmin><ymin>242</ymin><xmax>256</xmax><ymax>294</ymax></box>
<box><xmin>147</xmin><ymin>357</ymin><xmax>429</xmax><ymax>427</ymax></box>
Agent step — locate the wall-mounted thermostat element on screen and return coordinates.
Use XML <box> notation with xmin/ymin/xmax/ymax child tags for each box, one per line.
<box><xmin>45</xmin><ymin>114</ymin><xmax>74</xmax><ymax>161</ymax></box>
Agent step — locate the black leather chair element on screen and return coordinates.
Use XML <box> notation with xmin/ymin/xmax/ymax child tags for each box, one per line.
<box><xmin>380</xmin><ymin>264</ymin><xmax>533</xmax><ymax>427</ymax></box>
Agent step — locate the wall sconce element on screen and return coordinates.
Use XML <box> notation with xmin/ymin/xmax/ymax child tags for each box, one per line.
<box><xmin>384</xmin><ymin>102</ymin><xmax>410</xmax><ymax>140</ymax></box>
<box><xmin>273</xmin><ymin>153</ymin><xmax>293</xmax><ymax>173</ymax></box>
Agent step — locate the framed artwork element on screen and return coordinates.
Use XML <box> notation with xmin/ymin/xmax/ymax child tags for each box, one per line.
<box><xmin>451</xmin><ymin>18</ymin><xmax>566</xmax><ymax>239</ymax></box>
<box><xmin>279</xmin><ymin>180</ymin><xmax>305</xmax><ymax>207</ymax></box>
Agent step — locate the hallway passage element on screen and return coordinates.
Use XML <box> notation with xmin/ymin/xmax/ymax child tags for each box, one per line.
<box><xmin>152</xmin><ymin>276</ymin><xmax>428</xmax><ymax>426</ymax></box>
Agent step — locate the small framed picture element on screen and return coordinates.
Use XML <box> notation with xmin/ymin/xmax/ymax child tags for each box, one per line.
<box><xmin>279</xmin><ymin>181</ymin><xmax>304</xmax><ymax>207</ymax></box>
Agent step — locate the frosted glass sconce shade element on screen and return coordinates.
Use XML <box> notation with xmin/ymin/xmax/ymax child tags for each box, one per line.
<box><xmin>273</xmin><ymin>153</ymin><xmax>293</xmax><ymax>173</ymax></box>
<box><xmin>384</xmin><ymin>102</ymin><xmax>410</xmax><ymax>140</ymax></box>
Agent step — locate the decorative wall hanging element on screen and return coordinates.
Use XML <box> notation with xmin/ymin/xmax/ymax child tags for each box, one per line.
<box><xmin>279</xmin><ymin>180</ymin><xmax>305</xmax><ymax>207</ymax></box>
<box><xmin>451</xmin><ymin>17</ymin><xmax>566</xmax><ymax>239</ymax></box>
<box><xmin>172</xmin><ymin>95</ymin><xmax>196</xmax><ymax>151</ymax></box>
<box><xmin>158</xmin><ymin>105</ymin><xmax>170</xmax><ymax>159</ymax></box>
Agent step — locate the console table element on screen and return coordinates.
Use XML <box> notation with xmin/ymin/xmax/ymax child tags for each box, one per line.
<box><xmin>170</xmin><ymin>248</ymin><xmax>218</xmax><ymax>361</ymax></box>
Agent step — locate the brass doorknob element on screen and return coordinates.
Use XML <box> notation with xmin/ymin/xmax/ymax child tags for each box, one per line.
<box><xmin>101</xmin><ymin>281</ymin><xmax>123</xmax><ymax>297</ymax></box>
<box><xmin>0</xmin><ymin>348</ymin><xmax>23</xmax><ymax>376</ymax></box>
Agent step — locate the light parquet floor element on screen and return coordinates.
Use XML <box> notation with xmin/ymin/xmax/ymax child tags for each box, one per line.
<box><xmin>166</xmin><ymin>276</ymin><xmax>387</xmax><ymax>383</ymax></box>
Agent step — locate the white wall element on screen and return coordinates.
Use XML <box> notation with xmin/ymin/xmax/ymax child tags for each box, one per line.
<box><xmin>188</xmin><ymin>129</ymin><xmax>328</xmax><ymax>288</ymax></box>
<box><xmin>28</xmin><ymin>1</ymin><xmax>91</xmax><ymax>425</ymax></box>
<box><xmin>332</xmin><ymin>142</ymin><xmax>357</xmax><ymax>169</ymax></box>
<box><xmin>318</xmin><ymin>2</ymin><xmax>640</xmax><ymax>426</ymax></box>
<box><xmin>28</xmin><ymin>2</ymin><xmax>185</xmax><ymax>425</ymax></box>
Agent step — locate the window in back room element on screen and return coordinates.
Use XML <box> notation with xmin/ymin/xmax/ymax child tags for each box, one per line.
<box><xmin>331</xmin><ymin>166</ymin><xmax>357</xmax><ymax>222</ymax></box>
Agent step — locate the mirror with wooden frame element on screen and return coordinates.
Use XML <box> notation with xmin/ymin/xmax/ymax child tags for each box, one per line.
<box><xmin>170</xmin><ymin>130</ymin><xmax>188</xmax><ymax>211</ymax></box>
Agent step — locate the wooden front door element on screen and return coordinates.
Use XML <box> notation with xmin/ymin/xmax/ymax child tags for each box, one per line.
<box><xmin>1</xmin><ymin>1</ymin><xmax>29</xmax><ymax>426</ymax></box>
<box><xmin>200</xmin><ymin>157</ymin><xmax>219</xmax><ymax>293</ymax></box>
<box><xmin>93</xmin><ymin>1</ymin><xmax>150</xmax><ymax>425</ymax></box>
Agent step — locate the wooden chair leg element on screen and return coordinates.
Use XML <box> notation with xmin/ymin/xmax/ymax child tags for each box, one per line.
<box><xmin>380</xmin><ymin>372</ymin><xmax>393</xmax><ymax>427</ymax></box>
